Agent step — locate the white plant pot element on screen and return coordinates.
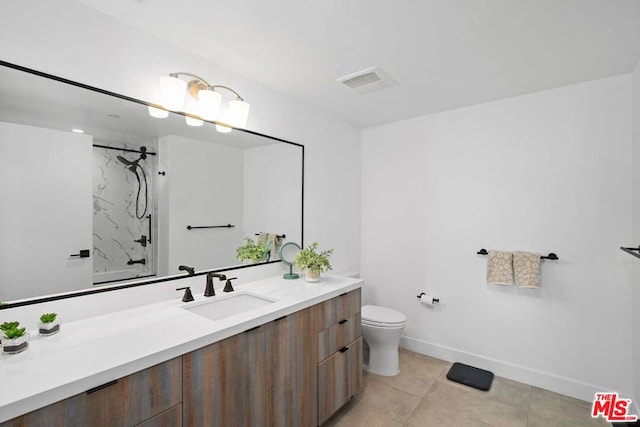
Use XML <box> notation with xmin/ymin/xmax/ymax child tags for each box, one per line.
<box><xmin>2</xmin><ymin>332</ymin><xmax>30</xmax><ymax>354</ymax></box>
<box><xmin>39</xmin><ymin>318</ymin><xmax>61</xmax><ymax>337</ymax></box>
<box><xmin>305</xmin><ymin>271</ymin><xmax>321</xmax><ymax>283</ymax></box>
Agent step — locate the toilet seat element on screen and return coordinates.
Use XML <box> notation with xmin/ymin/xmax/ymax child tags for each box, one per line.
<box><xmin>361</xmin><ymin>305</ymin><xmax>407</xmax><ymax>328</ymax></box>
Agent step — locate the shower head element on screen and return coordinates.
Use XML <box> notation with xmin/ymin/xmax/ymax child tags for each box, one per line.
<box><xmin>116</xmin><ymin>155</ymin><xmax>135</xmax><ymax>166</ymax></box>
<box><xmin>117</xmin><ymin>146</ymin><xmax>147</xmax><ymax>168</ymax></box>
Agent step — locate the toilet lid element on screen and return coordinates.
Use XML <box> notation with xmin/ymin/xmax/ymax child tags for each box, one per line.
<box><xmin>361</xmin><ymin>305</ymin><xmax>407</xmax><ymax>325</ymax></box>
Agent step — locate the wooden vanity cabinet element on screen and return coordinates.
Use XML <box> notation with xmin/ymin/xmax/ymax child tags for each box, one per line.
<box><xmin>266</xmin><ymin>306</ymin><xmax>318</xmax><ymax>427</ymax></box>
<box><xmin>0</xmin><ymin>357</ymin><xmax>182</xmax><ymax>427</ymax></box>
<box><xmin>182</xmin><ymin>325</ymin><xmax>266</xmax><ymax>427</ymax></box>
<box><xmin>3</xmin><ymin>286</ymin><xmax>362</xmax><ymax>427</ymax></box>
<box><xmin>317</xmin><ymin>289</ymin><xmax>363</xmax><ymax>425</ymax></box>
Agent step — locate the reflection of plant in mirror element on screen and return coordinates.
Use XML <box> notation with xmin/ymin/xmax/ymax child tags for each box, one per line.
<box><xmin>40</xmin><ymin>313</ymin><xmax>58</xmax><ymax>323</ymax></box>
<box><xmin>294</xmin><ymin>242</ymin><xmax>334</xmax><ymax>275</ymax></box>
<box><xmin>236</xmin><ymin>238</ymin><xmax>269</xmax><ymax>263</ymax></box>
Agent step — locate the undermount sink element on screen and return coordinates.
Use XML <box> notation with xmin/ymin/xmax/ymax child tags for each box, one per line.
<box><xmin>183</xmin><ymin>291</ymin><xmax>278</xmax><ymax>321</ymax></box>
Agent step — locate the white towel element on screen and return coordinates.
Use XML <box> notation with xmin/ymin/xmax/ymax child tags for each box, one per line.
<box><xmin>486</xmin><ymin>250</ymin><xmax>514</xmax><ymax>285</ymax></box>
<box><xmin>513</xmin><ymin>251</ymin><xmax>541</xmax><ymax>288</ymax></box>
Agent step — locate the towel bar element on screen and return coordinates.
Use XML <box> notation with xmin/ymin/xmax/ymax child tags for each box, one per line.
<box><xmin>477</xmin><ymin>248</ymin><xmax>558</xmax><ymax>260</ymax></box>
<box><xmin>254</xmin><ymin>233</ymin><xmax>286</xmax><ymax>239</ymax></box>
<box><xmin>186</xmin><ymin>224</ymin><xmax>235</xmax><ymax>230</ymax></box>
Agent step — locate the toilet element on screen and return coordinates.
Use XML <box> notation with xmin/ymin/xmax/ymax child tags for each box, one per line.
<box><xmin>361</xmin><ymin>305</ymin><xmax>407</xmax><ymax>376</ymax></box>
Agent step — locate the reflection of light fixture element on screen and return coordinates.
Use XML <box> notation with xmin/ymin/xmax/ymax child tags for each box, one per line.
<box><xmin>153</xmin><ymin>72</ymin><xmax>250</xmax><ymax>132</ymax></box>
<box><xmin>147</xmin><ymin>106</ymin><xmax>169</xmax><ymax>118</ymax></box>
<box><xmin>185</xmin><ymin>116</ymin><xmax>204</xmax><ymax>127</ymax></box>
<box><xmin>71</xmin><ymin>128</ymin><xmax>85</xmax><ymax>134</ymax></box>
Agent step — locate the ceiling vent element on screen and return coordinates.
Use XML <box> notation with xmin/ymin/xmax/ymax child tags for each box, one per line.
<box><xmin>336</xmin><ymin>67</ymin><xmax>396</xmax><ymax>94</ymax></box>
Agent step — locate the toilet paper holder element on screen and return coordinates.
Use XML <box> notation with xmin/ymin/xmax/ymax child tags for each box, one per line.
<box><xmin>417</xmin><ymin>292</ymin><xmax>439</xmax><ymax>304</ymax></box>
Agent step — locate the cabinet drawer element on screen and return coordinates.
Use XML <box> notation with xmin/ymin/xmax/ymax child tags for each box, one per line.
<box><xmin>317</xmin><ymin>288</ymin><xmax>361</xmax><ymax>331</ymax></box>
<box><xmin>135</xmin><ymin>403</ymin><xmax>182</xmax><ymax>427</ymax></box>
<box><xmin>2</xmin><ymin>357</ymin><xmax>183</xmax><ymax>427</ymax></box>
<box><xmin>317</xmin><ymin>337</ymin><xmax>362</xmax><ymax>425</ymax></box>
<box><xmin>318</xmin><ymin>313</ymin><xmax>361</xmax><ymax>362</ymax></box>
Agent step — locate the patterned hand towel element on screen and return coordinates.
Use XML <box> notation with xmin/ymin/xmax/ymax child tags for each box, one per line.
<box><xmin>486</xmin><ymin>250</ymin><xmax>514</xmax><ymax>285</ymax></box>
<box><xmin>258</xmin><ymin>233</ymin><xmax>282</xmax><ymax>259</ymax></box>
<box><xmin>513</xmin><ymin>251</ymin><xmax>541</xmax><ymax>288</ymax></box>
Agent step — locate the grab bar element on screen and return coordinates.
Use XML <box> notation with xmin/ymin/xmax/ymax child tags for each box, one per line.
<box><xmin>147</xmin><ymin>214</ymin><xmax>152</xmax><ymax>244</ymax></box>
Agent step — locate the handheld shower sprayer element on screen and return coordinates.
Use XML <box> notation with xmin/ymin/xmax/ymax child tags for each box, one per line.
<box><xmin>116</xmin><ymin>146</ymin><xmax>149</xmax><ymax>219</ymax></box>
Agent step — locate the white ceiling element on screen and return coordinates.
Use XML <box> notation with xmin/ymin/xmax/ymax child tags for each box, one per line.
<box><xmin>76</xmin><ymin>0</ymin><xmax>640</xmax><ymax>128</ymax></box>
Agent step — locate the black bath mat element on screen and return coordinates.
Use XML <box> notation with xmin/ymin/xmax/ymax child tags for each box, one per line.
<box><xmin>446</xmin><ymin>362</ymin><xmax>494</xmax><ymax>391</ymax></box>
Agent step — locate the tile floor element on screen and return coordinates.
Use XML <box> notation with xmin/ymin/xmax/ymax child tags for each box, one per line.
<box><xmin>323</xmin><ymin>349</ymin><xmax>611</xmax><ymax>427</ymax></box>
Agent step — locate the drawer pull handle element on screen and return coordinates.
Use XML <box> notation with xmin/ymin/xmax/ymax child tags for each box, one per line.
<box><xmin>339</xmin><ymin>346</ymin><xmax>349</xmax><ymax>353</ymax></box>
<box><xmin>339</xmin><ymin>292</ymin><xmax>348</xmax><ymax>297</ymax></box>
<box><xmin>274</xmin><ymin>315</ymin><xmax>288</xmax><ymax>322</ymax></box>
<box><xmin>86</xmin><ymin>380</ymin><xmax>118</xmax><ymax>394</ymax></box>
<box><xmin>245</xmin><ymin>325</ymin><xmax>261</xmax><ymax>333</ymax></box>
<box><xmin>339</xmin><ymin>319</ymin><xmax>348</xmax><ymax>325</ymax></box>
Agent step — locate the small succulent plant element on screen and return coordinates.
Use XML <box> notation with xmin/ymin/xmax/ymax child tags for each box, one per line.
<box><xmin>0</xmin><ymin>321</ymin><xmax>20</xmax><ymax>332</ymax></box>
<box><xmin>3</xmin><ymin>326</ymin><xmax>26</xmax><ymax>340</ymax></box>
<box><xmin>1</xmin><ymin>321</ymin><xmax>26</xmax><ymax>339</ymax></box>
<box><xmin>40</xmin><ymin>313</ymin><xmax>58</xmax><ymax>323</ymax></box>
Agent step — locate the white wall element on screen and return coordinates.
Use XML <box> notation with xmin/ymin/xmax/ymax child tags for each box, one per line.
<box><xmin>632</xmin><ymin>59</ymin><xmax>640</xmax><ymax>413</ymax></box>
<box><xmin>0</xmin><ymin>122</ymin><xmax>93</xmax><ymax>301</ymax></box>
<box><xmin>0</xmin><ymin>0</ymin><xmax>361</xmax><ymax>273</ymax></box>
<box><xmin>361</xmin><ymin>75</ymin><xmax>633</xmax><ymax>401</ymax></box>
<box><xmin>158</xmin><ymin>135</ymin><xmax>244</xmax><ymax>274</ymax></box>
<box><xmin>243</xmin><ymin>143</ymin><xmax>303</xmax><ymax>247</ymax></box>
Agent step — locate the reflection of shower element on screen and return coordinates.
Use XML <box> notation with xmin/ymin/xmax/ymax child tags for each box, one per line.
<box><xmin>117</xmin><ymin>146</ymin><xmax>148</xmax><ymax>219</ymax></box>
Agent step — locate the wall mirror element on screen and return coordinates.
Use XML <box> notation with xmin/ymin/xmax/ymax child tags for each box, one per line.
<box><xmin>0</xmin><ymin>61</ymin><xmax>303</xmax><ymax>307</ymax></box>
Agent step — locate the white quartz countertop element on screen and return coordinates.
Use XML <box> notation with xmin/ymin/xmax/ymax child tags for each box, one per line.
<box><xmin>0</xmin><ymin>274</ymin><xmax>363</xmax><ymax>423</ymax></box>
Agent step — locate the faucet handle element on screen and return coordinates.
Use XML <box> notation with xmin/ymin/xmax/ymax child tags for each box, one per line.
<box><xmin>223</xmin><ymin>277</ymin><xmax>237</xmax><ymax>293</ymax></box>
<box><xmin>176</xmin><ymin>286</ymin><xmax>194</xmax><ymax>302</ymax></box>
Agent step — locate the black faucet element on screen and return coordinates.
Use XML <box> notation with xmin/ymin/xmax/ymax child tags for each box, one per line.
<box><xmin>127</xmin><ymin>258</ymin><xmax>146</xmax><ymax>265</ymax></box>
<box><xmin>178</xmin><ymin>265</ymin><xmax>195</xmax><ymax>276</ymax></box>
<box><xmin>205</xmin><ymin>273</ymin><xmax>226</xmax><ymax>297</ymax></box>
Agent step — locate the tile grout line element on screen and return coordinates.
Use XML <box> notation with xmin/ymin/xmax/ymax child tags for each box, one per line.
<box><xmin>525</xmin><ymin>385</ymin><xmax>533</xmax><ymax>427</ymax></box>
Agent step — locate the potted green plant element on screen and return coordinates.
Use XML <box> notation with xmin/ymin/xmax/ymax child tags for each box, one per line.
<box><xmin>1</xmin><ymin>321</ymin><xmax>30</xmax><ymax>354</ymax></box>
<box><xmin>236</xmin><ymin>238</ymin><xmax>269</xmax><ymax>264</ymax></box>
<box><xmin>39</xmin><ymin>313</ymin><xmax>60</xmax><ymax>336</ymax></box>
<box><xmin>294</xmin><ymin>242</ymin><xmax>333</xmax><ymax>282</ymax></box>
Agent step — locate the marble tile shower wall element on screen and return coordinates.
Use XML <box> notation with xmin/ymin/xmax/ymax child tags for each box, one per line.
<box><xmin>92</xmin><ymin>141</ymin><xmax>155</xmax><ymax>283</ymax></box>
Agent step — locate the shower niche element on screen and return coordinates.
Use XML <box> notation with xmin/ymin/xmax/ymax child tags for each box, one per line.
<box><xmin>92</xmin><ymin>142</ymin><xmax>156</xmax><ymax>284</ymax></box>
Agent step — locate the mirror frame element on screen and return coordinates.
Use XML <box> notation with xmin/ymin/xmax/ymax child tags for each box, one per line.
<box><xmin>0</xmin><ymin>60</ymin><xmax>304</xmax><ymax>310</ymax></box>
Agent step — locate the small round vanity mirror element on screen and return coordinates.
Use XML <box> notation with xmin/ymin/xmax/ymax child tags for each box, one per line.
<box><xmin>279</xmin><ymin>242</ymin><xmax>301</xmax><ymax>279</ymax></box>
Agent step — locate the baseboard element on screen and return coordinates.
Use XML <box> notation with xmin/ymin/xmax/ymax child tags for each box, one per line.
<box><xmin>400</xmin><ymin>335</ymin><xmax>633</xmax><ymax>404</ymax></box>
